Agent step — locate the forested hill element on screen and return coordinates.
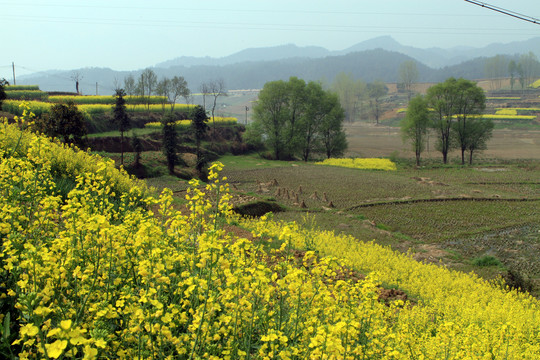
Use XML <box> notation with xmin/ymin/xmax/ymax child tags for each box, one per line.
<box><xmin>18</xmin><ymin>49</ymin><xmax>518</xmax><ymax>93</ymax></box>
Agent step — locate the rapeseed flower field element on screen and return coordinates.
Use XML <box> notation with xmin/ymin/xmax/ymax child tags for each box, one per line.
<box><xmin>1</xmin><ymin>106</ymin><xmax>539</xmax><ymax>359</ymax></box>
<box><xmin>316</xmin><ymin>158</ymin><xmax>397</xmax><ymax>171</ymax></box>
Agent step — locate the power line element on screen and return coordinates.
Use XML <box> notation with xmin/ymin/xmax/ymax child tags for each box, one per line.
<box><xmin>464</xmin><ymin>1</ymin><xmax>540</xmax><ymax>25</ymax></box>
<box><xmin>0</xmin><ymin>2</ymin><xmax>499</xmax><ymax>17</ymax></box>
<box><xmin>0</xmin><ymin>14</ymin><xmax>535</xmax><ymax>34</ymax></box>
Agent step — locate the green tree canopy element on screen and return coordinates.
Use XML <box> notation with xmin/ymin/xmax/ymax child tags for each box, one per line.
<box><xmin>427</xmin><ymin>77</ymin><xmax>487</xmax><ymax>165</ymax></box>
<box><xmin>401</xmin><ymin>95</ymin><xmax>430</xmax><ymax>166</ymax></box>
<box><xmin>191</xmin><ymin>105</ymin><xmax>209</xmax><ymax>174</ymax></box>
<box><xmin>162</xmin><ymin>114</ymin><xmax>179</xmax><ymax>175</ymax></box>
<box><xmin>452</xmin><ymin>79</ymin><xmax>486</xmax><ymax>165</ymax></box>
<box><xmin>41</xmin><ymin>100</ymin><xmax>87</xmax><ymax>148</ymax></box>
<box><xmin>252</xmin><ymin>77</ymin><xmax>346</xmax><ymax>161</ymax></box>
<box><xmin>112</xmin><ymin>88</ymin><xmax>131</xmax><ymax>165</ymax></box>
<box><xmin>465</xmin><ymin>118</ymin><xmax>494</xmax><ymax>165</ymax></box>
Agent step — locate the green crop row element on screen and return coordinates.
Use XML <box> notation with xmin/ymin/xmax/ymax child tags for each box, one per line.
<box><xmin>2</xmin><ymin>100</ymin><xmax>195</xmax><ymax>117</ymax></box>
<box><xmin>486</xmin><ymin>97</ymin><xmax>521</xmax><ymax>100</ymax></box>
<box><xmin>4</xmin><ymin>85</ymin><xmax>40</xmax><ymax>91</ymax></box>
<box><xmin>5</xmin><ymin>90</ymin><xmax>49</xmax><ymax>101</ymax></box>
<box><xmin>481</xmin><ymin>114</ymin><xmax>537</xmax><ymax>121</ymax></box>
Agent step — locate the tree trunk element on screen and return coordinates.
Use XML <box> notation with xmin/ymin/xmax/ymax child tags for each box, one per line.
<box><xmin>120</xmin><ymin>131</ymin><xmax>124</xmax><ymax>166</ymax></box>
<box><xmin>461</xmin><ymin>148</ymin><xmax>465</xmax><ymax>165</ymax></box>
<box><xmin>469</xmin><ymin>150</ymin><xmax>474</xmax><ymax>165</ymax></box>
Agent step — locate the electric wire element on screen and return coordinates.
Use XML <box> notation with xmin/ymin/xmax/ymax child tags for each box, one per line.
<box><xmin>464</xmin><ymin>0</ymin><xmax>540</xmax><ymax>25</ymax></box>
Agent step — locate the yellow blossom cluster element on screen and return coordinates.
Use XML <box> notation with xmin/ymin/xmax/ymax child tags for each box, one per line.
<box><xmin>316</xmin><ymin>158</ymin><xmax>397</xmax><ymax>171</ymax></box>
<box><xmin>495</xmin><ymin>109</ymin><xmax>518</xmax><ymax>116</ymax></box>
<box><xmin>2</xmin><ymin>100</ymin><xmax>194</xmax><ymax>117</ymax></box>
<box><xmin>242</xmin><ymin>216</ymin><xmax>540</xmax><ymax>359</ymax></box>
<box><xmin>144</xmin><ymin>117</ymin><xmax>238</xmax><ymax>129</ymax></box>
<box><xmin>48</xmin><ymin>95</ymin><xmax>168</xmax><ymax>105</ymax></box>
<box><xmin>1</xmin><ymin>115</ymin><xmax>403</xmax><ymax>359</ymax></box>
<box><xmin>2</xmin><ymin>108</ymin><xmax>540</xmax><ymax>359</ymax></box>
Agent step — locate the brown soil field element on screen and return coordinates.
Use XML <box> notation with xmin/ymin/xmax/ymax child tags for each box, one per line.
<box><xmin>344</xmin><ymin>122</ymin><xmax>540</xmax><ymax>160</ymax></box>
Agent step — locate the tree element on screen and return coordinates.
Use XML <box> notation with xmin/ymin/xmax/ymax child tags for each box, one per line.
<box><xmin>0</xmin><ymin>78</ymin><xmax>8</xmax><ymax>108</ymax></box>
<box><xmin>138</xmin><ymin>68</ymin><xmax>157</xmax><ymax>109</ymax></box>
<box><xmin>191</xmin><ymin>105</ymin><xmax>209</xmax><ymax>175</ymax></box>
<box><xmin>252</xmin><ymin>77</ymin><xmax>347</xmax><ymax>160</ymax></box>
<box><xmin>112</xmin><ymin>89</ymin><xmax>131</xmax><ymax>165</ymax></box>
<box><xmin>161</xmin><ymin>114</ymin><xmax>178</xmax><ymax>175</ymax></box>
<box><xmin>298</xmin><ymin>82</ymin><xmax>344</xmax><ymax>161</ymax></box>
<box><xmin>452</xmin><ymin>79</ymin><xmax>486</xmax><ymax>165</ymax></box>
<box><xmin>398</xmin><ymin>60</ymin><xmax>419</xmax><ymax>100</ymax></box>
<box><xmin>169</xmin><ymin>76</ymin><xmax>190</xmax><ymax>112</ymax></box>
<box><xmin>517</xmin><ymin>63</ymin><xmax>525</xmax><ymax>90</ymax></box>
<box><xmin>331</xmin><ymin>72</ymin><xmax>366</xmax><ymax>122</ymax></box>
<box><xmin>71</xmin><ymin>71</ymin><xmax>83</xmax><ymax>95</ymax></box>
<box><xmin>367</xmin><ymin>80</ymin><xmax>388</xmax><ymax>125</ymax></box>
<box><xmin>465</xmin><ymin>118</ymin><xmax>494</xmax><ymax>164</ymax></box>
<box><xmin>131</xmin><ymin>131</ymin><xmax>143</xmax><ymax>168</ymax></box>
<box><xmin>156</xmin><ymin>77</ymin><xmax>171</xmax><ymax>112</ymax></box>
<box><xmin>319</xmin><ymin>99</ymin><xmax>347</xmax><ymax>159</ymax></box>
<box><xmin>200</xmin><ymin>83</ymin><xmax>209</xmax><ymax>110</ymax></box>
<box><xmin>484</xmin><ymin>55</ymin><xmax>507</xmax><ymax>90</ymax></box>
<box><xmin>206</xmin><ymin>79</ymin><xmax>227</xmax><ymax>129</ymax></box>
<box><xmin>426</xmin><ymin>78</ymin><xmax>459</xmax><ymax>164</ymax></box>
<box><xmin>508</xmin><ymin>60</ymin><xmax>517</xmax><ymax>90</ymax></box>
<box><xmin>401</xmin><ymin>95</ymin><xmax>430</xmax><ymax>166</ymax></box>
<box><xmin>426</xmin><ymin>77</ymin><xmax>486</xmax><ymax>165</ymax></box>
<box><xmin>253</xmin><ymin>80</ymin><xmax>290</xmax><ymax>160</ymax></box>
<box><xmin>285</xmin><ymin>77</ymin><xmax>307</xmax><ymax>152</ymax></box>
<box><xmin>518</xmin><ymin>52</ymin><xmax>540</xmax><ymax>89</ymax></box>
<box><xmin>124</xmin><ymin>74</ymin><xmax>136</xmax><ymax>96</ymax></box>
<box><xmin>42</xmin><ymin>100</ymin><xmax>87</xmax><ymax>147</ymax></box>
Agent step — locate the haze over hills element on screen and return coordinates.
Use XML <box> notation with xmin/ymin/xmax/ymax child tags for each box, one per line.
<box><xmin>157</xmin><ymin>36</ymin><xmax>540</xmax><ymax>69</ymax></box>
<box><xmin>15</xmin><ymin>36</ymin><xmax>540</xmax><ymax>94</ymax></box>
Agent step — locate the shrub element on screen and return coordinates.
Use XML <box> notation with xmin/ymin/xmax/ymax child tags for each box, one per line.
<box><xmin>471</xmin><ymin>255</ymin><xmax>503</xmax><ymax>267</ymax></box>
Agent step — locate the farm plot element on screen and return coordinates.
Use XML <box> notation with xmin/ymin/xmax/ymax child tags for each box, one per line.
<box><xmin>221</xmin><ymin>157</ymin><xmax>540</xmax><ymax>293</ymax></box>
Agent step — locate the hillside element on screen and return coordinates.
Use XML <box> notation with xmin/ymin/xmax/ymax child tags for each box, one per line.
<box><xmin>1</xmin><ymin>111</ymin><xmax>540</xmax><ymax>359</ymax></box>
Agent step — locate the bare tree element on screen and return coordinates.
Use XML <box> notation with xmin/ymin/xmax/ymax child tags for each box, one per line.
<box><xmin>140</xmin><ymin>68</ymin><xmax>157</xmax><ymax>109</ymax></box>
<box><xmin>398</xmin><ymin>60</ymin><xmax>419</xmax><ymax>101</ymax></box>
<box><xmin>71</xmin><ymin>71</ymin><xmax>83</xmax><ymax>95</ymax></box>
<box><xmin>207</xmin><ymin>79</ymin><xmax>227</xmax><ymax>128</ymax></box>
<box><xmin>200</xmin><ymin>82</ymin><xmax>209</xmax><ymax>110</ymax></box>
<box><xmin>124</xmin><ymin>74</ymin><xmax>136</xmax><ymax>96</ymax></box>
<box><xmin>156</xmin><ymin>77</ymin><xmax>171</xmax><ymax>112</ymax></box>
<box><xmin>169</xmin><ymin>76</ymin><xmax>190</xmax><ymax>112</ymax></box>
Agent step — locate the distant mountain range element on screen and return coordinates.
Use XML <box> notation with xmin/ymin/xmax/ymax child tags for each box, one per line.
<box><xmin>157</xmin><ymin>36</ymin><xmax>540</xmax><ymax>69</ymax></box>
<box><xmin>16</xmin><ymin>36</ymin><xmax>540</xmax><ymax>94</ymax></box>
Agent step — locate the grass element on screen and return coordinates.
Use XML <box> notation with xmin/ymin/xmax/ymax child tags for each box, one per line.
<box><xmin>87</xmin><ymin>128</ymin><xmax>160</xmax><ymax>138</ymax></box>
<box><xmin>218</xmin><ymin>154</ymin><xmax>305</xmax><ymax>170</ymax></box>
<box><xmin>471</xmin><ymin>255</ymin><xmax>504</xmax><ymax>267</ymax></box>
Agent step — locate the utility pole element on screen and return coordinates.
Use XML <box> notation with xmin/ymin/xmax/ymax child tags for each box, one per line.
<box><xmin>12</xmin><ymin>62</ymin><xmax>16</xmax><ymax>85</ymax></box>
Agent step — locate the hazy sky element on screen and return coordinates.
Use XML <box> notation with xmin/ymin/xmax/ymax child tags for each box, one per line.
<box><xmin>1</xmin><ymin>0</ymin><xmax>540</xmax><ymax>79</ymax></box>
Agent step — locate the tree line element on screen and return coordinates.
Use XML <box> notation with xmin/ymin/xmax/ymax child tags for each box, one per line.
<box><xmin>484</xmin><ymin>52</ymin><xmax>540</xmax><ymax>90</ymax></box>
<box><xmin>123</xmin><ymin>68</ymin><xmax>191</xmax><ymax>111</ymax></box>
<box><xmin>401</xmin><ymin>77</ymin><xmax>493</xmax><ymax>166</ymax></box>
